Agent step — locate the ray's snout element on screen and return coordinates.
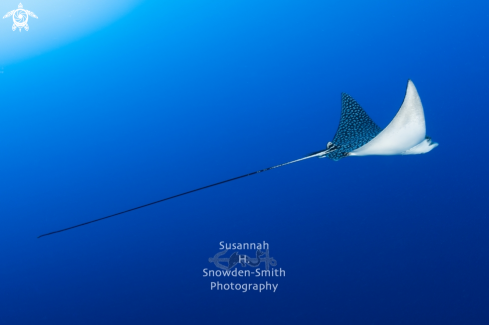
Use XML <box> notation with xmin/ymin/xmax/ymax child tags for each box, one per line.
<box><xmin>402</xmin><ymin>136</ymin><xmax>439</xmax><ymax>155</ymax></box>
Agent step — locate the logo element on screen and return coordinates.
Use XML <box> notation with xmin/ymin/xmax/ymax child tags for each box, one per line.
<box><xmin>3</xmin><ymin>3</ymin><xmax>38</xmax><ymax>32</ymax></box>
<box><xmin>208</xmin><ymin>248</ymin><xmax>277</xmax><ymax>270</ymax></box>
<box><xmin>203</xmin><ymin>241</ymin><xmax>285</xmax><ymax>293</ymax></box>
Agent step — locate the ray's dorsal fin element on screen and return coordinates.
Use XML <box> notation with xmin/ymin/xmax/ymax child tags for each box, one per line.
<box><xmin>350</xmin><ymin>80</ymin><xmax>426</xmax><ymax>156</ymax></box>
<box><xmin>326</xmin><ymin>93</ymin><xmax>382</xmax><ymax>161</ymax></box>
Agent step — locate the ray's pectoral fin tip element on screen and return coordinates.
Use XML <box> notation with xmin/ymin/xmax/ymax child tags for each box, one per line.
<box><xmin>321</xmin><ymin>80</ymin><xmax>438</xmax><ymax>161</ymax></box>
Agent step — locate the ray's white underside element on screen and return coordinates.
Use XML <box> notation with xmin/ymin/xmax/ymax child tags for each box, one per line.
<box><xmin>349</xmin><ymin>80</ymin><xmax>438</xmax><ymax>156</ymax></box>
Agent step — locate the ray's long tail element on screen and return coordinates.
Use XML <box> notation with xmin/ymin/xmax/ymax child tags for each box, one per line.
<box><xmin>37</xmin><ymin>149</ymin><xmax>334</xmax><ymax>238</ymax></box>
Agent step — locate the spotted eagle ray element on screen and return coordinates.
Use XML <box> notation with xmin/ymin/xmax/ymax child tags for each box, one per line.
<box><xmin>38</xmin><ymin>80</ymin><xmax>438</xmax><ymax>238</ymax></box>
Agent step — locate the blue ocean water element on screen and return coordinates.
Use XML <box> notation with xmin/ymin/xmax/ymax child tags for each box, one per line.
<box><xmin>1</xmin><ymin>0</ymin><xmax>488</xmax><ymax>324</ymax></box>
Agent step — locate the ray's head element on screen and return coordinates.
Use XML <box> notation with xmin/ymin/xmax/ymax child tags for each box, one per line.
<box><xmin>402</xmin><ymin>136</ymin><xmax>438</xmax><ymax>155</ymax></box>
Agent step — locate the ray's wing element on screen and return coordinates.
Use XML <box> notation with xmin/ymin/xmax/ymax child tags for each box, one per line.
<box><xmin>350</xmin><ymin>80</ymin><xmax>426</xmax><ymax>156</ymax></box>
<box><xmin>26</xmin><ymin>10</ymin><xmax>38</xmax><ymax>18</ymax></box>
<box><xmin>326</xmin><ymin>93</ymin><xmax>382</xmax><ymax>161</ymax></box>
<box><xmin>3</xmin><ymin>10</ymin><xmax>15</xmax><ymax>19</ymax></box>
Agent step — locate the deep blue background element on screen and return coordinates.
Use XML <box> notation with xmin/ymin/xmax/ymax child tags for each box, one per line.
<box><xmin>1</xmin><ymin>0</ymin><xmax>488</xmax><ymax>324</ymax></box>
